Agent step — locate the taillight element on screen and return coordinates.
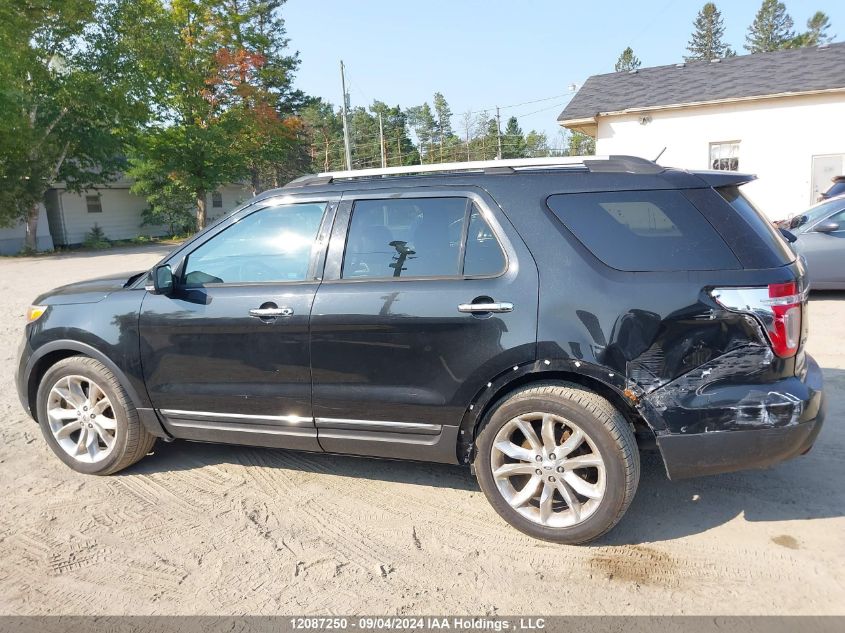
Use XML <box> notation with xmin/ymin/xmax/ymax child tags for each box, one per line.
<box><xmin>711</xmin><ymin>281</ymin><xmax>804</xmax><ymax>358</ymax></box>
<box><xmin>766</xmin><ymin>282</ymin><xmax>802</xmax><ymax>357</ymax></box>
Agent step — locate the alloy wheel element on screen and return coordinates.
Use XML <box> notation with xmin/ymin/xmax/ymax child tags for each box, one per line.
<box><xmin>46</xmin><ymin>375</ymin><xmax>117</xmax><ymax>464</ymax></box>
<box><xmin>490</xmin><ymin>412</ymin><xmax>607</xmax><ymax>528</ymax></box>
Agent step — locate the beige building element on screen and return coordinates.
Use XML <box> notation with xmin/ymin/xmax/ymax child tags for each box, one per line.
<box><xmin>0</xmin><ymin>179</ymin><xmax>252</xmax><ymax>254</ymax></box>
<box><xmin>558</xmin><ymin>43</ymin><xmax>845</xmax><ymax>220</ymax></box>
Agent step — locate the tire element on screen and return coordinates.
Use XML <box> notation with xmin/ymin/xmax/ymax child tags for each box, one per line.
<box><xmin>474</xmin><ymin>382</ymin><xmax>639</xmax><ymax>544</ymax></box>
<box><xmin>36</xmin><ymin>356</ymin><xmax>156</xmax><ymax>475</ymax></box>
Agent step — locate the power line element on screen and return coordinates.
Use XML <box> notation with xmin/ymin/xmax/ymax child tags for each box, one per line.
<box><xmin>462</xmin><ymin>91</ymin><xmax>575</xmax><ymax>116</ymax></box>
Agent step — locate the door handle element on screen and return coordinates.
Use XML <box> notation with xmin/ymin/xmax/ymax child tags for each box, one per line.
<box><xmin>249</xmin><ymin>307</ymin><xmax>294</xmax><ymax>318</ymax></box>
<box><xmin>457</xmin><ymin>302</ymin><xmax>514</xmax><ymax>313</ymax></box>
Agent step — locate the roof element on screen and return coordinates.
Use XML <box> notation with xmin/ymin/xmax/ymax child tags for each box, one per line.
<box><xmin>558</xmin><ymin>42</ymin><xmax>845</xmax><ymax>125</ymax></box>
<box><xmin>283</xmin><ymin>156</ymin><xmax>665</xmax><ymax>189</ymax></box>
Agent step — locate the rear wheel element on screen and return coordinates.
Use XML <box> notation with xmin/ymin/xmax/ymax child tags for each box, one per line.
<box><xmin>36</xmin><ymin>356</ymin><xmax>156</xmax><ymax>475</ymax></box>
<box><xmin>474</xmin><ymin>382</ymin><xmax>639</xmax><ymax>544</ymax></box>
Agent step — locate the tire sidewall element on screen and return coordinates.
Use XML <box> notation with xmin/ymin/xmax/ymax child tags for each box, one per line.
<box><xmin>475</xmin><ymin>391</ymin><xmax>630</xmax><ymax>544</ymax></box>
<box><xmin>36</xmin><ymin>359</ymin><xmax>133</xmax><ymax>475</ymax></box>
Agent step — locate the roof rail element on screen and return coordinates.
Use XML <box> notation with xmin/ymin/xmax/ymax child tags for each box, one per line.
<box><xmin>283</xmin><ymin>155</ymin><xmax>662</xmax><ymax>188</ymax></box>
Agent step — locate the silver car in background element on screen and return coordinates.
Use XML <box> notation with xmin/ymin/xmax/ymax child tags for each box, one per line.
<box><xmin>782</xmin><ymin>195</ymin><xmax>845</xmax><ymax>290</ymax></box>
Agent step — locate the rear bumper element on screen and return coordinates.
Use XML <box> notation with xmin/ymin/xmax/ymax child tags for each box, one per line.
<box><xmin>656</xmin><ymin>354</ymin><xmax>826</xmax><ymax>479</ymax></box>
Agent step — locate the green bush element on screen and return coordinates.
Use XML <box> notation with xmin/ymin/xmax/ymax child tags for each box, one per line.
<box><xmin>83</xmin><ymin>224</ymin><xmax>110</xmax><ymax>249</ymax></box>
<box><xmin>129</xmin><ymin>157</ymin><xmax>198</xmax><ymax>237</ymax></box>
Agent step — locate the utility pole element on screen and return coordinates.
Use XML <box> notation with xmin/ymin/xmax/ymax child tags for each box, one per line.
<box><xmin>495</xmin><ymin>106</ymin><xmax>503</xmax><ymax>160</ymax></box>
<box><xmin>378</xmin><ymin>112</ymin><xmax>386</xmax><ymax>168</ymax></box>
<box><xmin>340</xmin><ymin>60</ymin><xmax>352</xmax><ymax>171</ymax></box>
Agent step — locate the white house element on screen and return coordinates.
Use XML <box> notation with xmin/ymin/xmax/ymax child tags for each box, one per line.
<box><xmin>43</xmin><ymin>178</ymin><xmax>252</xmax><ymax>247</ymax></box>
<box><xmin>558</xmin><ymin>42</ymin><xmax>845</xmax><ymax>220</ymax></box>
<box><xmin>0</xmin><ymin>179</ymin><xmax>252</xmax><ymax>254</ymax></box>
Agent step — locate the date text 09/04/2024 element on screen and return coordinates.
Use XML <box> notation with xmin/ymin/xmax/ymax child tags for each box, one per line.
<box><xmin>289</xmin><ymin>617</ymin><xmax>547</xmax><ymax>630</ymax></box>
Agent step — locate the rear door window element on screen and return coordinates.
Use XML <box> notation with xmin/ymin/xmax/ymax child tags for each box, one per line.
<box><xmin>546</xmin><ymin>190</ymin><xmax>741</xmax><ymax>272</ymax></box>
<box><xmin>341</xmin><ymin>197</ymin><xmax>506</xmax><ymax>279</ymax></box>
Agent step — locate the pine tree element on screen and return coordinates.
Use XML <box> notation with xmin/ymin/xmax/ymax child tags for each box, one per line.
<box><xmin>686</xmin><ymin>3</ymin><xmax>734</xmax><ymax>61</ymax></box>
<box><xmin>745</xmin><ymin>0</ymin><xmax>795</xmax><ymax>53</ymax></box>
<box><xmin>806</xmin><ymin>11</ymin><xmax>833</xmax><ymax>44</ymax></box>
<box><xmin>432</xmin><ymin>92</ymin><xmax>453</xmax><ymax>161</ymax></box>
<box><xmin>615</xmin><ymin>47</ymin><xmax>641</xmax><ymax>72</ymax></box>
<box><xmin>406</xmin><ymin>103</ymin><xmax>436</xmax><ymax>163</ymax></box>
<box><xmin>789</xmin><ymin>11</ymin><xmax>833</xmax><ymax>47</ymax></box>
<box><xmin>501</xmin><ymin>117</ymin><xmax>526</xmax><ymax>159</ymax></box>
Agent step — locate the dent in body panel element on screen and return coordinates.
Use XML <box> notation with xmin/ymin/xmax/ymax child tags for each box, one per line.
<box><xmin>641</xmin><ymin>344</ymin><xmax>814</xmax><ymax>435</ymax></box>
<box><xmin>539</xmin><ymin>295</ymin><xmax>805</xmax><ymax>437</ymax></box>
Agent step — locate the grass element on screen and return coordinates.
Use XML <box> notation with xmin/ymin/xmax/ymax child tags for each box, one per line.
<box><xmin>4</xmin><ymin>234</ymin><xmax>187</xmax><ymax>258</ymax></box>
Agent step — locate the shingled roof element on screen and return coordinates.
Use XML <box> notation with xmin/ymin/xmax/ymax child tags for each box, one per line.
<box><xmin>558</xmin><ymin>42</ymin><xmax>845</xmax><ymax>124</ymax></box>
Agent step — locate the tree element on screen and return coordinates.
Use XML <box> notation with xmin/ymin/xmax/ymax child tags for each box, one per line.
<box><xmin>432</xmin><ymin>92</ymin><xmax>454</xmax><ymax>161</ymax></box>
<box><xmin>615</xmin><ymin>47</ymin><xmax>641</xmax><ymax>72</ymax></box>
<box><xmin>805</xmin><ymin>11</ymin><xmax>833</xmax><ymax>44</ymax></box>
<box><xmin>459</xmin><ymin>111</ymin><xmax>476</xmax><ymax>161</ymax></box>
<box><xmin>524</xmin><ymin>131</ymin><xmax>549</xmax><ymax>158</ymax></box>
<box><xmin>788</xmin><ymin>11</ymin><xmax>833</xmax><ymax>47</ymax></box>
<box><xmin>406</xmin><ymin>103</ymin><xmax>436</xmax><ymax>163</ymax></box>
<box><xmin>567</xmin><ymin>130</ymin><xmax>595</xmax><ymax>156</ymax></box>
<box><xmin>300</xmin><ymin>99</ymin><xmax>345</xmax><ymax>172</ymax></box>
<box><xmin>686</xmin><ymin>3</ymin><xmax>735</xmax><ymax>61</ymax></box>
<box><xmin>501</xmin><ymin>117</ymin><xmax>526</xmax><ymax>159</ymax></box>
<box><xmin>211</xmin><ymin>0</ymin><xmax>309</xmax><ymax>191</ymax></box>
<box><xmin>0</xmin><ymin>0</ymin><xmax>147</xmax><ymax>251</ymax></box>
<box><xmin>130</xmin><ymin>157</ymin><xmax>197</xmax><ymax>237</ymax></box>
<box><xmin>745</xmin><ymin>0</ymin><xmax>795</xmax><ymax>53</ymax></box>
<box><xmin>370</xmin><ymin>101</ymin><xmax>416</xmax><ymax>166</ymax></box>
<box><xmin>126</xmin><ymin>0</ymin><xmax>306</xmax><ymax>231</ymax></box>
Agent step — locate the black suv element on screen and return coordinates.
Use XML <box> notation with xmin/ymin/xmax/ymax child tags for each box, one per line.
<box><xmin>16</xmin><ymin>156</ymin><xmax>826</xmax><ymax>544</ymax></box>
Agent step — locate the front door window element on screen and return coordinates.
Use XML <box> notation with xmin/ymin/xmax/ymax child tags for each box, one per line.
<box><xmin>183</xmin><ymin>202</ymin><xmax>326</xmax><ymax>286</ymax></box>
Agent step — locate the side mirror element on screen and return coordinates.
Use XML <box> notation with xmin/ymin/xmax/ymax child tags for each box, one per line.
<box><xmin>815</xmin><ymin>221</ymin><xmax>840</xmax><ymax>234</ymax></box>
<box><xmin>778</xmin><ymin>227</ymin><xmax>797</xmax><ymax>243</ymax></box>
<box><xmin>146</xmin><ymin>264</ymin><xmax>174</xmax><ymax>295</ymax></box>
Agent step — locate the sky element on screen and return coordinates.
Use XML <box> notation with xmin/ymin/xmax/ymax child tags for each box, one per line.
<box><xmin>282</xmin><ymin>0</ymin><xmax>844</xmax><ymax>147</ymax></box>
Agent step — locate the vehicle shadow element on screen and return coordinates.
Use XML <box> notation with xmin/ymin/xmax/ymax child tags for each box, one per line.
<box><xmin>809</xmin><ymin>289</ymin><xmax>845</xmax><ymax>301</ymax></box>
<box><xmin>124</xmin><ymin>366</ymin><xmax>845</xmax><ymax>545</ymax></box>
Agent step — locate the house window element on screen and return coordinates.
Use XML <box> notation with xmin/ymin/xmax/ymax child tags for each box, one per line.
<box><xmin>710</xmin><ymin>141</ymin><xmax>740</xmax><ymax>171</ymax></box>
<box><xmin>86</xmin><ymin>195</ymin><xmax>103</xmax><ymax>213</ymax></box>
<box><xmin>212</xmin><ymin>191</ymin><xmax>223</xmax><ymax>208</ymax></box>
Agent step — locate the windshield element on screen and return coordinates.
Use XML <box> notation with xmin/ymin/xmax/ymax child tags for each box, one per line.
<box><xmin>789</xmin><ymin>198</ymin><xmax>845</xmax><ymax>232</ymax></box>
<box><xmin>823</xmin><ymin>181</ymin><xmax>845</xmax><ymax>199</ymax></box>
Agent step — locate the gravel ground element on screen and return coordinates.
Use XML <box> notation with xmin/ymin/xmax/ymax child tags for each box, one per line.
<box><xmin>0</xmin><ymin>245</ymin><xmax>843</xmax><ymax>615</ymax></box>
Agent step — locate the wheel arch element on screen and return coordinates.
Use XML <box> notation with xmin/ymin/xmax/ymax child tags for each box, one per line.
<box><xmin>24</xmin><ymin>340</ymin><xmax>169</xmax><ymax>439</ymax></box>
<box><xmin>456</xmin><ymin>360</ymin><xmax>656</xmax><ymax>464</ymax></box>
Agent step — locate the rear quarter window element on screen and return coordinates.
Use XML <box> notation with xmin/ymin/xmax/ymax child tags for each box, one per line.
<box><xmin>546</xmin><ymin>190</ymin><xmax>741</xmax><ymax>272</ymax></box>
<box><xmin>712</xmin><ymin>186</ymin><xmax>795</xmax><ymax>266</ymax></box>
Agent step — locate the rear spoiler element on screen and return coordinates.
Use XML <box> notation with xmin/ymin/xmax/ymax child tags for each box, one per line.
<box><xmin>693</xmin><ymin>170</ymin><xmax>757</xmax><ymax>188</ymax></box>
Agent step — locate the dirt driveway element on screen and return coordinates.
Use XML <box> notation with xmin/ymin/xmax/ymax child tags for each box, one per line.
<box><xmin>0</xmin><ymin>246</ymin><xmax>843</xmax><ymax>615</ymax></box>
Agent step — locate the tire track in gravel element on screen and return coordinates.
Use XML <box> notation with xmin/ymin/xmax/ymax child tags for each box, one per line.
<box><xmin>298</xmin><ymin>498</ymin><xmax>404</xmax><ymax>574</ymax></box>
<box><xmin>112</xmin><ymin>473</ymin><xmax>209</xmax><ymax>517</ymax></box>
<box><xmin>307</xmin><ymin>469</ymin><xmax>534</xmax><ymax>549</ymax></box>
<box><xmin>228</xmin><ymin>447</ymin><xmax>314</xmax><ymax>499</ymax></box>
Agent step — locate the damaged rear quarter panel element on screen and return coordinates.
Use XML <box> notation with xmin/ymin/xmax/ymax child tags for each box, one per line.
<box><xmin>641</xmin><ymin>344</ymin><xmax>815</xmax><ymax>435</ymax></box>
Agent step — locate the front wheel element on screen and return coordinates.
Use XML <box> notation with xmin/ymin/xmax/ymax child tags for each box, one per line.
<box><xmin>36</xmin><ymin>356</ymin><xmax>156</xmax><ymax>475</ymax></box>
<box><xmin>474</xmin><ymin>382</ymin><xmax>639</xmax><ymax>544</ymax></box>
